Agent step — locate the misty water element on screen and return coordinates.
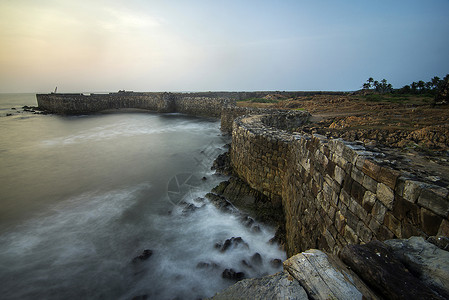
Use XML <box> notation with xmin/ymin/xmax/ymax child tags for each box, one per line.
<box><xmin>0</xmin><ymin>94</ymin><xmax>285</xmax><ymax>300</ymax></box>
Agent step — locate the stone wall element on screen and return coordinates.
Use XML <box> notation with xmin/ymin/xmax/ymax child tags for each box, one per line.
<box><xmin>36</xmin><ymin>92</ymin><xmax>236</xmax><ymax>117</ymax></box>
<box><xmin>231</xmin><ymin>113</ymin><xmax>449</xmax><ymax>257</ymax></box>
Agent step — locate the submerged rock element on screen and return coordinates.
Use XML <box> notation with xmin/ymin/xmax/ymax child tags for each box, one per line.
<box><xmin>222</xmin><ymin>268</ymin><xmax>245</xmax><ymax>281</ymax></box>
<box><xmin>215</xmin><ymin>237</ymin><xmax>249</xmax><ymax>252</ymax></box>
<box><xmin>250</xmin><ymin>253</ymin><xmax>263</xmax><ymax>266</ymax></box>
<box><xmin>132</xmin><ymin>249</ymin><xmax>153</xmax><ymax>263</ymax></box>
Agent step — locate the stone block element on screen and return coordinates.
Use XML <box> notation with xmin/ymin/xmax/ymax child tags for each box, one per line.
<box><xmin>351</xmin><ymin>167</ymin><xmax>364</xmax><ymax>184</ymax></box>
<box><xmin>349</xmin><ymin>200</ymin><xmax>368</xmax><ymax>223</ymax></box>
<box><xmin>376</xmin><ymin>225</ymin><xmax>395</xmax><ymax>241</ymax></box>
<box><xmin>384</xmin><ymin>212</ymin><xmax>401</xmax><ymax>238</ymax></box>
<box><xmin>361</xmin><ymin>159</ymin><xmax>381</xmax><ymax>181</ymax></box>
<box><xmin>418</xmin><ymin>188</ymin><xmax>449</xmax><ymax>218</ymax></box>
<box><xmin>362</xmin><ymin>191</ymin><xmax>377</xmax><ymax>213</ymax></box>
<box><xmin>395</xmin><ymin>176</ymin><xmax>407</xmax><ymax>198</ymax></box>
<box><xmin>335</xmin><ymin>211</ymin><xmax>346</xmax><ymax>235</ymax></box>
<box><xmin>376</xmin><ymin>183</ymin><xmax>395</xmax><ymax>210</ymax></box>
<box><xmin>378</xmin><ymin>166</ymin><xmax>399</xmax><ymax>190</ymax></box>
<box><xmin>401</xmin><ymin>223</ymin><xmax>422</xmax><ymax>238</ymax></box>
<box><xmin>334</xmin><ymin>165</ymin><xmax>345</xmax><ymax>185</ymax></box>
<box><xmin>438</xmin><ymin>219</ymin><xmax>449</xmax><ymax>236</ymax></box>
<box><xmin>392</xmin><ymin>196</ymin><xmax>420</xmax><ymax>225</ymax></box>
<box><xmin>362</xmin><ymin>174</ymin><xmax>378</xmax><ymax>193</ymax></box>
<box><xmin>343</xmin><ymin>174</ymin><xmax>353</xmax><ymax>195</ymax></box>
<box><xmin>339</xmin><ymin>189</ymin><xmax>351</xmax><ymax>207</ymax></box>
<box><xmin>371</xmin><ymin>201</ymin><xmax>387</xmax><ymax>223</ymax></box>
<box><xmin>357</xmin><ymin>221</ymin><xmax>373</xmax><ymax>243</ymax></box>
<box><xmin>368</xmin><ymin>217</ymin><xmax>381</xmax><ymax>233</ymax></box>
<box><xmin>326</xmin><ymin>160</ymin><xmax>336</xmax><ymax>177</ymax></box>
<box><xmin>420</xmin><ymin>208</ymin><xmax>443</xmax><ymax>236</ymax></box>
<box><xmin>403</xmin><ymin>180</ymin><xmax>425</xmax><ymax>203</ymax></box>
<box><xmin>344</xmin><ymin>225</ymin><xmax>359</xmax><ymax>245</ymax></box>
<box><xmin>350</xmin><ymin>181</ymin><xmax>366</xmax><ymax>205</ymax></box>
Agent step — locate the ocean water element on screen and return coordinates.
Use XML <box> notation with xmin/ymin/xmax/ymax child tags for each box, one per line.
<box><xmin>0</xmin><ymin>94</ymin><xmax>285</xmax><ymax>299</ymax></box>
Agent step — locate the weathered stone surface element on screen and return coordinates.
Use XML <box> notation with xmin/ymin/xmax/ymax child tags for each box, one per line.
<box><xmin>403</xmin><ymin>180</ymin><xmax>425</xmax><ymax>203</ymax></box>
<box><xmin>376</xmin><ymin>183</ymin><xmax>395</xmax><ymax>210</ymax></box>
<box><xmin>421</xmin><ymin>208</ymin><xmax>443</xmax><ymax>236</ymax></box>
<box><xmin>340</xmin><ymin>240</ymin><xmax>444</xmax><ymax>299</ymax></box>
<box><xmin>418</xmin><ymin>188</ymin><xmax>449</xmax><ymax>218</ymax></box>
<box><xmin>210</xmin><ymin>271</ymin><xmax>308</xmax><ymax>300</ymax></box>
<box><xmin>385</xmin><ymin>237</ymin><xmax>449</xmax><ymax>298</ymax></box>
<box><xmin>361</xmin><ymin>159</ymin><xmax>381</xmax><ymax>181</ymax></box>
<box><xmin>284</xmin><ymin>249</ymin><xmax>376</xmax><ymax>300</ymax></box>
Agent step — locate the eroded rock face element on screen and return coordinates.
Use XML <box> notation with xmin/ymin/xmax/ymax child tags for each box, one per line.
<box><xmin>340</xmin><ymin>240</ymin><xmax>445</xmax><ymax>299</ymax></box>
<box><xmin>211</xmin><ymin>271</ymin><xmax>308</xmax><ymax>300</ymax></box>
<box><xmin>385</xmin><ymin>236</ymin><xmax>449</xmax><ymax>298</ymax></box>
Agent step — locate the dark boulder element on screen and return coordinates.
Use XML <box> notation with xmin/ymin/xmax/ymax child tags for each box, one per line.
<box><xmin>340</xmin><ymin>240</ymin><xmax>444</xmax><ymax>299</ymax></box>
<box><xmin>215</xmin><ymin>237</ymin><xmax>249</xmax><ymax>252</ymax></box>
<box><xmin>222</xmin><ymin>268</ymin><xmax>245</xmax><ymax>281</ymax></box>
<box><xmin>250</xmin><ymin>253</ymin><xmax>263</xmax><ymax>266</ymax></box>
<box><xmin>270</xmin><ymin>258</ymin><xmax>283</xmax><ymax>269</ymax></box>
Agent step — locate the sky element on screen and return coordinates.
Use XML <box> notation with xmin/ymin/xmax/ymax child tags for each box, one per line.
<box><xmin>0</xmin><ymin>0</ymin><xmax>448</xmax><ymax>93</ymax></box>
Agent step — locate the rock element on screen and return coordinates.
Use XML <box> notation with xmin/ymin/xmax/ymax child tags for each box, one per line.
<box><xmin>206</xmin><ymin>193</ymin><xmax>236</xmax><ymax>213</ymax></box>
<box><xmin>250</xmin><ymin>253</ymin><xmax>263</xmax><ymax>266</ymax></box>
<box><xmin>340</xmin><ymin>240</ymin><xmax>444</xmax><ymax>299</ymax></box>
<box><xmin>181</xmin><ymin>203</ymin><xmax>203</xmax><ymax>215</ymax></box>
<box><xmin>211</xmin><ymin>271</ymin><xmax>308</xmax><ymax>300</ymax></box>
<box><xmin>427</xmin><ymin>236</ymin><xmax>449</xmax><ymax>251</ymax></box>
<box><xmin>132</xmin><ymin>249</ymin><xmax>153</xmax><ymax>263</ymax></box>
<box><xmin>251</xmin><ymin>225</ymin><xmax>261</xmax><ymax>233</ymax></box>
<box><xmin>385</xmin><ymin>236</ymin><xmax>449</xmax><ymax>298</ymax></box>
<box><xmin>222</xmin><ymin>268</ymin><xmax>245</xmax><ymax>281</ymax></box>
<box><xmin>240</xmin><ymin>260</ymin><xmax>252</xmax><ymax>269</ymax></box>
<box><xmin>211</xmin><ymin>150</ymin><xmax>233</xmax><ymax>175</ymax></box>
<box><xmin>270</xmin><ymin>258</ymin><xmax>283</xmax><ymax>269</ymax></box>
<box><xmin>202</xmin><ymin>176</ymin><xmax>207</xmax><ymax>181</ymax></box>
<box><xmin>216</xmin><ymin>237</ymin><xmax>249</xmax><ymax>252</ymax></box>
<box><xmin>196</xmin><ymin>261</ymin><xmax>219</xmax><ymax>269</ymax></box>
<box><xmin>285</xmin><ymin>249</ymin><xmax>377</xmax><ymax>300</ymax></box>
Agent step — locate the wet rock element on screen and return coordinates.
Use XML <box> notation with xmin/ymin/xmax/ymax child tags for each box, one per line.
<box><xmin>270</xmin><ymin>258</ymin><xmax>283</xmax><ymax>269</ymax></box>
<box><xmin>340</xmin><ymin>240</ymin><xmax>444</xmax><ymax>299</ymax></box>
<box><xmin>215</xmin><ymin>237</ymin><xmax>249</xmax><ymax>252</ymax></box>
<box><xmin>181</xmin><ymin>203</ymin><xmax>202</xmax><ymax>215</ymax></box>
<box><xmin>240</xmin><ymin>215</ymin><xmax>254</xmax><ymax>227</ymax></box>
<box><xmin>251</xmin><ymin>225</ymin><xmax>261</xmax><ymax>233</ymax></box>
<box><xmin>196</xmin><ymin>261</ymin><xmax>219</xmax><ymax>269</ymax></box>
<box><xmin>206</xmin><ymin>193</ymin><xmax>235</xmax><ymax>213</ymax></box>
<box><xmin>250</xmin><ymin>253</ymin><xmax>263</xmax><ymax>266</ymax></box>
<box><xmin>211</xmin><ymin>271</ymin><xmax>308</xmax><ymax>300</ymax></box>
<box><xmin>202</xmin><ymin>176</ymin><xmax>207</xmax><ymax>181</ymax></box>
<box><xmin>211</xmin><ymin>150</ymin><xmax>233</xmax><ymax>175</ymax></box>
<box><xmin>132</xmin><ymin>249</ymin><xmax>153</xmax><ymax>263</ymax></box>
<box><xmin>427</xmin><ymin>236</ymin><xmax>449</xmax><ymax>251</ymax></box>
<box><xmin>222</xmin><ymin>268</ymin><xmax>245</xmax><ymax>281</ymax></box>
<box><xmin>240</xmin><ymin>260</ymin><xmax>253</xmax><ymax>269</ymax></box>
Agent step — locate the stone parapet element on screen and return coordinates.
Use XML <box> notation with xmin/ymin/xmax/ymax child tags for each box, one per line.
<box><xmin>230</xmin><ymin>112</ymin><xmax>449</xmax><ymax>257</ymax></box>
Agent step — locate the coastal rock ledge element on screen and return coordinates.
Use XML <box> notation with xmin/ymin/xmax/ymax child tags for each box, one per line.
<box><xmin>210</xmin><ymin>236</ymin><xmax>449</xmax><ymax>300</ymax></box>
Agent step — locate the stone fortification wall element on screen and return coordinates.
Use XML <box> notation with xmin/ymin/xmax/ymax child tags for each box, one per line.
<box><xmin>36</xmin><ymin>92</ymin><xmax>174</xmax><ymax>114</ymax></box>
<box><xmin>231</xmin><ymin>113</ymin><xmax>449</xmax><ymax>257</ymax></box>
<box><xmin>36</xmin><ymin>92</ymin><xmax>236</xmax><ymax>117</ymax></box>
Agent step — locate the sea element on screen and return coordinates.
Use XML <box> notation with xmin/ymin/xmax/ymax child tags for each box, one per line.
<box><xmin>0</xmin><ymin>94</ymin><xmax>285</xmax><ymax>300</ymax></box>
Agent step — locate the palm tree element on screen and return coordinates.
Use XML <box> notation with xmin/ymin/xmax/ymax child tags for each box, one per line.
<box><xmin>417</xmin><ymin>80</ymin><xmax>426</xmax><ymax>92</ymax></box>
<box><xmin>431</xmin><ymin>76</ymin><xmax>441</xmax><ymax>90</ymax></box>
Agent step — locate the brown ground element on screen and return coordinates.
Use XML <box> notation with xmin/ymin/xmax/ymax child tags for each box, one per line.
<box><xmin>237</xmin><ymin>93</ymin><xmax>449</xmax><ymax>186</ymax></box>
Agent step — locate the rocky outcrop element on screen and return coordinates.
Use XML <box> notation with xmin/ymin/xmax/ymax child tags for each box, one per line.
<box><xmin>212</xmin><ymin>237</ymin><xmax>449</xmax><ymax>300</ymax></box>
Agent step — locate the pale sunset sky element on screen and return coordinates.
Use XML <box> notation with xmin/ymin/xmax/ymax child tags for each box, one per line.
<box><xmin>1</xmin><ymin>0</ymin><xmax>448</xmax><ymax>93</ymax></box>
